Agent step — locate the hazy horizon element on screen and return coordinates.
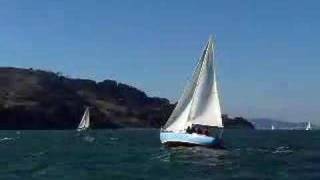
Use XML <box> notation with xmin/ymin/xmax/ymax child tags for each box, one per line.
<box><xmin>0</xmin><ymin>0</ymin><xmax>319</xmax><ymax>124</ymax></box>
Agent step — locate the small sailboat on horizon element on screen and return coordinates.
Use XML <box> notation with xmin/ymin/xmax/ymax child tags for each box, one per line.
<box><xmin>77</xmin><ymin>107</ymin><xmax>90</xmax><ymax>131</ymax></box>
<box><xmin>271</xmin><ymin>125</ymin><xmax>275</xmax><ymax>130</ymax></box>
<box><xmin>160</xmin><ymin>36</ymin><xmax>224</xmax><ymax>147</ymax></box>
<box><xmin>305</xmin><ymin>121</ymin><xmax>312</xmax><ymax>131</ymax></box>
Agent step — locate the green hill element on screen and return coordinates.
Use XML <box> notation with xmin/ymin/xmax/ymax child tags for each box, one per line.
<box><xmin>0</xmin><ymin>67</ymin><xmax>254</xmax><ymax>130</ymax></box>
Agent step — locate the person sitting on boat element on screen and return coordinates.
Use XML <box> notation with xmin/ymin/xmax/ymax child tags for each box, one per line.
<box><xmin>191</xmin><ymin>126</ymin><xmax>196</xmax><ymax>133</ymax></box>
<box><xmin>186</xmin><ymin>126</ymin><xmax>192</xmax><ymax>134</ymax></box>
<box><xmin>204</xmin><ymin>128</ymin><xmax>209</xmax><ymax>136</ymax></box>
<box><xmin>196</xmin><ymin>127</ymin><xmax>202</xmax><ymax>134</ymax></box>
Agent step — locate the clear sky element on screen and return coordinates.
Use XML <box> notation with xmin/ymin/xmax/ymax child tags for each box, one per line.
<box><xmin>0</xmin><ymin>0</ymin><xmax>319</xmax><ymax>123</ymax></box>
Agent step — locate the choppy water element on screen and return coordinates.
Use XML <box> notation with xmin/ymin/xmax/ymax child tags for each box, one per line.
<box><xmin>0</xmin><ymin>129</ymin><xmax>319</xmax><ymax>179</ymax></box>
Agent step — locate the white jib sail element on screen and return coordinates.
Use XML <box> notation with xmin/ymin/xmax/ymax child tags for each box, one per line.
<box><xmin>77</xmin><ymin>107</ymin><xmax>90</xmax><ymax>131</ymax></box>
<box><xmin>188</xmin><ymin>38</ymin><xmax>223</xmax><ymax>128</ymax></box>
<box><xmin>306</xmin><ymin>121</ymin><xmax>311</xmax><ymax>130</ymax></box>
<box><xmin>163</xmin><ymin>37</ymin><xmax>223</xmax><ymax>132</ymax></box>
<box><xmin>162</xmin><ymin>51</ymin><xmax>205</xmax><ymax>132</ymax></box>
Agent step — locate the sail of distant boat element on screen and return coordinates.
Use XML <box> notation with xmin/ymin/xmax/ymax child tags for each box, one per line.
<box><xmin>271</xmin><ymin>125</ymin><xmax>275</xmax><ymax>130</ymax></box>
<box><xmin>306</xmin><ymin>121</ymin><xmax>311</xmax><ymax>131</ymax></box>
<box><xmin>77</xmin><ymin>107</ymin><xmax>90</xmax><ymax>131</ymax></box>
<box><xmin>162</xmin><ymin>37</ymin><xmax>223</xmax><ymax>133</ymax></box>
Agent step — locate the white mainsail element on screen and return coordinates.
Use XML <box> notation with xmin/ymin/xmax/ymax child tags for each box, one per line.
<box><xmin>77</xmin><ymin>107</ymin><xmax>90</xmax><ymax>131</ymax></box>
<box><xmin>271</xmin><ymin>125</ymin><xmax>275</xmax><ymax>130</ymax></box>
<box><xmin>163</xmin><ymin>37</ymin><xmax>223</xmax><ymax>132</ymax></box>
<box><xmin>306</xmin><ymin>121</ymin><xmax>311</xmax><ymax>131</ymax></box>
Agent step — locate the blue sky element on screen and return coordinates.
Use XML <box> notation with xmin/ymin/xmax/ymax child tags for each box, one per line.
<box><xmin>0</xmin><ymin>0</ymin><xmax>319</xmax><ymax>123</ymax></box>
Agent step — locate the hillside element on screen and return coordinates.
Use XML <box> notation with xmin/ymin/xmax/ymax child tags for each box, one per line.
<box><xmin>0</xmin><ymin>67</ymin><xmax>254</xmax><ymax>130</ymax></box>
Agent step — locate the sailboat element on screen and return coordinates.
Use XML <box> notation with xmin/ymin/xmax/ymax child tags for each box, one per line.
<box><xmin>271</xmin><ymin>125</ymin><xmax>275</xmax><ymax>130</ymax></box>
<box><xmin>160</xmin><ymin>37</ymin><xmax>224</xmax><ymax>147</ymax></box>
<box><xmin>77</xmin><ymin>107</ymin><xmax>90</xmax><ymax>131</ymax></box>
<box><xmin>305</xmin><ymin>121</ymin><xmax>312</xmax><ymax>131</ymax></box>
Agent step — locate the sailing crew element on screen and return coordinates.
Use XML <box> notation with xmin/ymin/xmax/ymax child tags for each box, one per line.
<box><xmin>186</xmin><ymin>126</ymin><xmax>192</xmax><ymax>134</ymax></box>
<box><xmin>196</xmin><ymin>127</ymin><xmax>202</xmax><ymax>134</ymax></box>
<box><xmin>204</xmin><ymin>128</ymin><xmax>209</xmax><ymax>136</ymax></box>
<box><xmin>191</xmin><ymin>126</ymin><xmax>195</xmax><ymax>133</ymax></box>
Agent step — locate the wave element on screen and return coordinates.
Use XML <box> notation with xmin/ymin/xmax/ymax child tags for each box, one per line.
<box><xmin>83</xmin><ymin>135</ymin><xmax>95</xmax><ymax>142</ymax></box>
<box><xmin>109</xmin><ymin>137</ymin><xmax>119</xmax><ymax>141</ymax></box>
<box><xmin>0</xmin><ymin>137</ymin><xmax>14</xmax><ymax>142</ymax></box>
<box><xmin>154</xmin><ymin>146</ymin><xmax>231</xmax><ymax>166</ymax></box>
<box><xmin>272</xmin><ymin>146</ymin><xmax>293</xmax><ymax>154</ymax></box>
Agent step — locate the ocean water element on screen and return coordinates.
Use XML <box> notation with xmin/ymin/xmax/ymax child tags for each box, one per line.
<box><xmin>0</xmin><ymin>129</ymin><xmax>319</xmax><ymax>180</ymax></box>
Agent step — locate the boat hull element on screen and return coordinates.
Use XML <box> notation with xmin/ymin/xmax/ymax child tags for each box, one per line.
<box><xmin>160</xmin><ymin>131</ymin><xmax>222</xmax><ymax>147</ymax></box>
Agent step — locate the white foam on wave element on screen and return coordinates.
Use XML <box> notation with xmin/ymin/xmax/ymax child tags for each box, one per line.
<box><xmin>109</xmin><ymin>137</ymin><xmax>119</xmax><ymax>141</ymax></box>
<box><xmin>0</xmin><ymin>137</ymin><xmax>14</xmax><ymax>142</ymax></box>
<box><xmin>272</xmin><ymin>146</ymin><xmax>293</xmax><ymax>154</ymax></box>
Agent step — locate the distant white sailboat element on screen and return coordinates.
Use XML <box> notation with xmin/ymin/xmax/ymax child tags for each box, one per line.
<box><xmin>271</xmin><ymin>125</ymin><xmax>275</xmax><ymax>130</ymax></box>
<box><xmin>77</xmin><ymin>107</ymin><xmax>90</xmax><ymax>131</ymax></box>
<box><xmin>160</xmin><ymin>36</ymin><xmax>224</xmax><ymax>147</ymax></box>
<box><xmin>306</xmin><ymin>121</ymin><xmax>312</xmax><ymax>131</ymax></box>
